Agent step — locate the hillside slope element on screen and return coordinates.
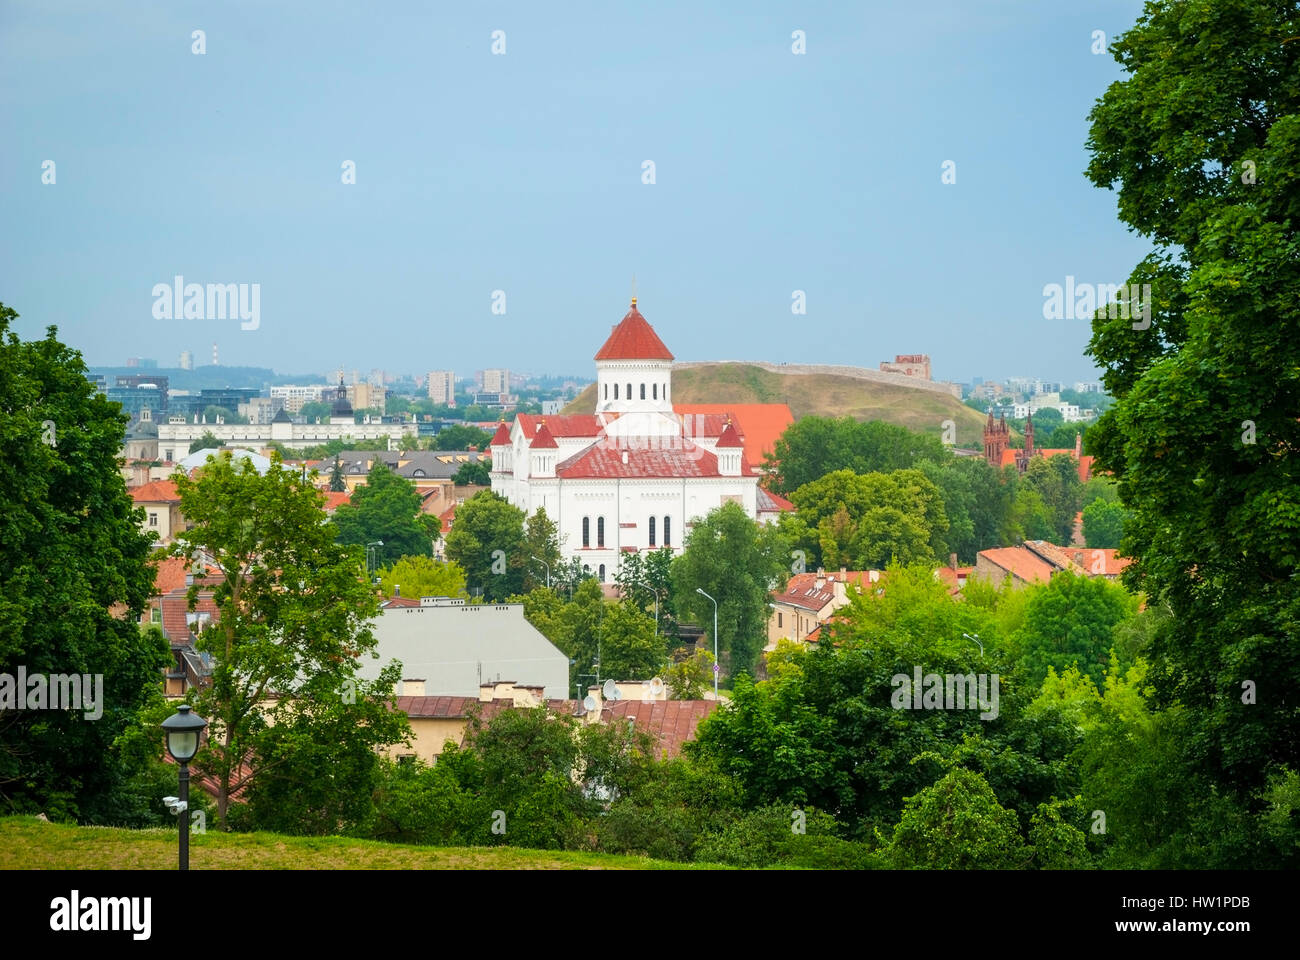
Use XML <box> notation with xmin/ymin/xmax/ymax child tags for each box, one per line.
<box><xmin>563</xmin><ymin>363</ymin><xmax>987</xmax><ymax>448</ymax></box>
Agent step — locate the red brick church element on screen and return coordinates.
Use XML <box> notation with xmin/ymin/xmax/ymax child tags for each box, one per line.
<box><xmin>982</xmin><ymin>409</ymin><xmax>1093</xmax><ymax>482</ymax></box>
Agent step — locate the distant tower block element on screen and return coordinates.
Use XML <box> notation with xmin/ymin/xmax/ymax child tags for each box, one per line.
<box><xmin>212</xmin><ymin>342</ymin><xmax>219</xmax><ymax>366</ymax></box>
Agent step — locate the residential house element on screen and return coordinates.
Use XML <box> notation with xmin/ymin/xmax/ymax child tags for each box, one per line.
<box><xmin>358</xmin><ymin>597</ymin><xmax>570</xmax><ymax>700</ymax></box>
<box><xmin>766</xmin><ymin>569</ymin><xmax>881</xmax><ymax>651</ymax></box>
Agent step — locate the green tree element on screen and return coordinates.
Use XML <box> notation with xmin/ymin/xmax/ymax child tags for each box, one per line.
<box><xmin>377</xmin><ymin>555</ymin><xmax>468</xmax><ymax>600</ymax></box>
<box><xmin>298</xmin><ymin>400</ymin><xmax>332</xmax><ymax>422</ymax></box>
<box><xmin>1081</xmin><ymin>497</ymin><xmax>1127</xmax><ymax>549</ymax></box>
<box><xmin>202</xmin><ymin>405</ymin><xmax>246</xmax><ymax>425</ymax></box>
<box><xmin>665</xmin><ymin>649</ymin><xmax>715</xmax><ymax>700</ymax></box>
<box><xmin>189</xmin><ymin>431</ymin><xmax>223</xmax><ymax>454</ymax></box>
<box><xmin>435</xmin><ymin>424</ymin><xmax>492</xmax><ymax>451</ymax></box>
<box><xmin>763</xmin><ymin>417</ymin><xmax>950</xmax><ymax>495</ymax></box>
<box><xmin>615</xmin><ymin>548</ymin><xmax>677</xmax><ymax>638</ymax></box>
<box><xmin>443</xmin><ymin>490</ymin><xmax>527</xmax><ymax>600</ymax></box>
<box><xmin>671</xmin><ymin>502</ymin><xmax>790</xmax><ymax>679</ymax></box>
<box><xmin>330</xmin><ymin>462</ymin><xmax>436</xmax><ymax>566</ymax></box>
<box><xmin>453</xmin><ymin>459</ymin><xmax>491</xmax><ymax>485</ymax></box>
<box><xmin>887</xmin><ymin>768</ymin><xmax>1029</xmax><ymax>869</ymax></box>
<box><xmin>1021</xmin><ymin>454</ymin><xmax>1083</xmax><ymax>545</ymax></box>
<box><xmin>596</xmin><ymin>601</ymin><xmax>666</xmax><ymax>681</ymax></box>
<box><xmin>522</xmin><ymin>507</ymin><xmax>561</xmax><ymax>593</ymax></box>
<box><xmin>786</xmin><ymin>468</ymin><xmax>949</xmax><ymax>570</ymax></box>
<box><xmin>172</xmin><ymin>450</ymin><xmax>408</xmax><ymax>827</ymax></box>
<box><xmin>1015</xmin><ymin>571</ymin><xmax>1138</xmax><ymax>688</ymax></box>
<box><xmin>0</xmin><ymin>305</ymin><xmax>169</xmax><ymax>823</ymax></box>
<box><xmin>1083</xmin><ymin>0</ymin><xmax>1300</xmax><ymax>862</ymax></box>
<box><xmin>328</xmin><ymin>455</ymin><xmax>346</xmax><ymax>492</ymax></box>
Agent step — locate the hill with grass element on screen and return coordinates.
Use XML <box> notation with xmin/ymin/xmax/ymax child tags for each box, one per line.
<box><xmin>0</xmin><ymin>816</ymin><xmax>728</xmax><ymax>871</ymax></box>
<box><xmin>562</xmin><ymin>362</ymin><xmax>987</xmax><ymax>448</ymax></box>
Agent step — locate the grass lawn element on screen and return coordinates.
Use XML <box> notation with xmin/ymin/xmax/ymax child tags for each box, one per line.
<box><xmin>0</xmin><ymin>815</ymin><xmax>727</xmax><ymax>870</ymax></box>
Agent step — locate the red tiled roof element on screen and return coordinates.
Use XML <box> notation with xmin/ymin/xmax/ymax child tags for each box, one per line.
<box><xmin>130</xmin><ymin>480</ymin><xmax>181</xmax><ymax>503</ymax></box>
<box><xmin>515</xmin><ymin>413</ymin><xmax>604</xmax><ymax>439</ymax></box>
<box><xmin>556</xmin><ymin>436</ymin><xmax>721</xmax><ymax>479</ymax></box>
<box><xmin>978</xmin><ymin>547</ymin><xmax>1056</xmax><ymax>584</ymax></box>
<box><xmin>604</xmin><ymin>700</ymin><xmax>718</xmax><ymax>758</ymax></box>
<box><xmin>381</xmin><ymin>596</ymin><xmax>422</xmax><ymax>608</ymax></box>
<box><xmin>320</xmin><ymin>490</ymin><xmax>352</xmax><ymax>513</ymax></box>
<box><xmin>674</xmin><ymin>404</ymin><xmax>795</xmax><ymax>461</ymax></box>
<box><xmin>490</xmin><ymin>421</ymin><xmax>511</xmax><ymax>445</ymax></box>
<box><xmin>771</xmin><ymin>570</ymin><xmax>876</xmax><ymax>612</ymax></box>
<box><xmin>998</xmin><ymin>448</ymin><xmax>1093</xmax><ymax>482</ymax></box>
<box><xmin>152</xmin><ymin>555</ymin><xmax>190</xmax><ymax>595</ymax></box>
<box><xmin>715</xmin><ymin>419</ymin><xmax>743</xmax><ymax>448</ymax></box>
<box><xmin>594</xmin><ymin>302</ymin><xmax>674</xmax><ymax>361</ymax></box>
<box><xmin>756</xmin><ymin>487</ymin><xmax>795</xmax><ymax>513</ymax></box>
<box><xmin>159</xmin><ymin>588</ymin><xmax>220</xmax><ymax>643</ymax></box>
<box><xmin>439</xmin><ymin>505</ymin><xmax>456</xmax><ymax>535</ymax></box>
<box><xmin>394</xmin><ymin>696</ymin><xmax>516</xmax><ymax>722</ymax></box>
<box><xmin>531</xmin><ymin>421</ymin><xmax>559</xmax><ymax>449</ymax></box>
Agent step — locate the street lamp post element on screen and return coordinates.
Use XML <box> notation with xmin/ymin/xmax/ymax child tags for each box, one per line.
<box><xmin>531</xmin><ymin>555</ymin><xmax>551</xmax><ymax>589</ymax></box>
<box><xmin>366</xmin><ymin>540</ymin><xmax>384</xmax><ymax>582</ymax></box>
<box><xmin>696</xmin><ymin>587</ymin><xmax>719</xmax><ymax>698</ymax></box>
<box><xmin>161</xmin><ymin>704</ymin><xmax>207</xmax><ymax>871</ymax></box>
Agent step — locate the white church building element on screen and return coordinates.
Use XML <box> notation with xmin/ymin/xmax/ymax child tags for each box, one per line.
<box><xmin>490</xmin><ymin>298</ymin><xmax>792</xmax><ymax>581</ymax></box>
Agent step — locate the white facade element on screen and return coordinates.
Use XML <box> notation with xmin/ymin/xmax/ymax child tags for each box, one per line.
<box><xmin>489</xmin><ymin>301</ymin><xmax>764</xmax><ymax>582</ymax></box>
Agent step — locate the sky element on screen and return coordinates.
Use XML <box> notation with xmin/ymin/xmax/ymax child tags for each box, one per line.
<box><xmin>1</xmin><ymin>0</ymin><xmax>1151</xmax><ymax>384</ymax></box>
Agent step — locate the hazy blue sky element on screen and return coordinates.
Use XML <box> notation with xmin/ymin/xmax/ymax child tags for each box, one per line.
<box><xmin>2</xmin><ymin>0</ymin><xmax>1150</xmax><ymax>383</ymax></box>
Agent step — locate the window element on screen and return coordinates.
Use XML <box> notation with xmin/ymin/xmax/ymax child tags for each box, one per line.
<box><xmin>604</xmin><ymin>383</ymin><xmax>608</xmax><ymax>399</ymax></box>
<box><xmin>598</xmin><ymin>564</ymin><xmax>606</xmax><ymax>582</ymax></box>
<box><xmin>597</xmin><ymin>517</ymin><xmax>605</xmax><ymax>548</ymax></box>
<box><xmin>648</xmin><ymin>516</ymin><xmax>656</xmax><ymax>546</ymax></box>
<box><xmin>149</xmin><ymin>512</ymin><xmax>158</xmax><ymax>527</ymax></box>
<box><xmin>626</xmin><ymin>382</ymin><xmax>632</xmax><ymax>399</ymax></box>
<box><xmin>582</xmin><ymin>516</ymin><xmax>590</xmax><ymax>547</ymax></box>
<box><xmin>152</xmin><ymin>607</ymin><xmax>162</xmax><ymax>624</ymax></box>
<box><xmin>777</xmin><ymin>612</ymin><xmax>783</xmax><ymax>628</ymax></box>
<box><xmin>614</xmin><ymin>383</ymin><xmax>619</xmax><ymax>399</ymax></box>
<box><xmin>663</xmin><ymin>515</ymin><xmax>671</xmax><ymax>547</ymax></box>
<box><xmin>640</xmin><ymin>383</ymin><xmax>645</xmax><ymax>399</ymax></box>
<box><xmin>653</xmin><ymin>383</ymin><xmax>658</xmax><ymax>400</ymax></box>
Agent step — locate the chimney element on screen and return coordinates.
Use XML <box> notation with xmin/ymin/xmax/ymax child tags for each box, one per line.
<box><xmin>950</xmin><ymin>553</ymin><xmax>958</xmax><ymax>571</ymax></box>
<box><xmin>394</xmin><ymin>584</ymin><xmax>400</xmax><ymax>597</ymax></box>
<box><xmin>403</xmin><ymin>678</ymin><xmax>425</xmax><ymax>696</ymax></box>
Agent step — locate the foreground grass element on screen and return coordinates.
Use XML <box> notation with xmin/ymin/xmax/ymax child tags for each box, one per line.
<box><xmin>0</xmin><ymin>816</ymin><xmax>726</xmax><ymax>870</ymax></box>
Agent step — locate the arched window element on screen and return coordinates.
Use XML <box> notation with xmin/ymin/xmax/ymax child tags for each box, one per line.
<box><xmin>640</xmin><ymin>383</ymin><xmax>646</xmax><ymax>399</ymax></box>
<box><xmin>653</xmin><ymin>383</ymin><xmax>658</xmax><ymax>400</ymax></box>
<box><xmin>603</xmin><ymin>383</ymin><xmax>608</xmax><ymax>399</ymax></box>
<box><xmin>597</xmin><ymin>516</ymin><xmax>605</xmax><ymax>548</ymax></box>
<box><xmin>614</xmin><ymin>383</ymin><xmax>619</xmax><ymax>399</ymax></box>
<box><xmin>582</xmin><ymin>516</ymin><xmax>590</xmax><ymax>548</ymax></box>
<box><xmin>598</xmin><ymin>564</ymin><xmax>606</xmax><ymax>582</ymax></box>
<box><xmin>663</xmin><ymin>516</ymin><xmax>671</xmax><ymax>547</ymax></box>
<box><xmin>648</xmin><ymin>515</ymin><xmax>656</xmax><ymax>546</ymax></box>
<box><xmin>626</xmin><ymin>383</ymin><xmax>632</xmax><ymax>399</ymax></box>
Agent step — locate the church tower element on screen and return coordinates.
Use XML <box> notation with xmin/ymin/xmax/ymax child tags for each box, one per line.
<box><xmin>983</xmin><ymin>408</ymin><xmax>1008</xmax><ymax>467</ymax></box>
<box><xmin>593</xmin><ymin>298</ymin><xmax>674</xmax><ymax>417</ymax></box>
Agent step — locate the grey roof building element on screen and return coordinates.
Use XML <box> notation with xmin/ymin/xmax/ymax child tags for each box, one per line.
<box><xmin>361</xmin><ymin>597</ymin><xmax>569</xmax><ymax>700</ymax></box>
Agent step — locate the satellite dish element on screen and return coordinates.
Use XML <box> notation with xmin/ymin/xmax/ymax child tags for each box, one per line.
<box><xmin>582</xmin><ymin>695</ymin><xmax>598</xmax><ymax>712</ymax></box>
<box><xmin>648</xmin><ymin>676</ymin><xmax>665</xmax><ymax>696</ymax></box>
<box><xmin>602</xmin><ymin>678</ymin><xmax>621</xmax><ymax>701</ymax></box>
